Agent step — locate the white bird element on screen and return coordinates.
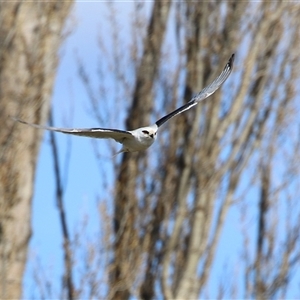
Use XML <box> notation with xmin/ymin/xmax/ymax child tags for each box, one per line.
<box><xmin>14</xmin><ymin>54</ymin><xmax>234</xmax><ymax>154</ymax></box>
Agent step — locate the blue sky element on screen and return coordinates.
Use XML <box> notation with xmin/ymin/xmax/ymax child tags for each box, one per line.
<box><xmin>22</xmin><ymin>2</ymin><xmax>300</xmax><ymax>299</ymax></box>
<box><xmin>24</xmin><ymin>5</ymin><xmax>240</xmax><ymax>296</ymax></box>
<box><xmin>23</xmin><ymin>2</ymin><xmax>158</xmax><ymax>297</ymax></box>
<box><xmin>24</xmin><ymin>2</ymin><xmax>109</xmax><ymax>297</ymax></box>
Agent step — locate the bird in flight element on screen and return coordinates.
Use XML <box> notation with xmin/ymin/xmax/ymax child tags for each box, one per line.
<box><xmin>15</xmin><ymin>54</ymin><xmax>234</xmax><ymax>154</ymax></box>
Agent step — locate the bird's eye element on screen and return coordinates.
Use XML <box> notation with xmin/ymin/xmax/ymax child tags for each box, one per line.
<box><xmin>142</xmin><ymin>130</ymin><xmax>149</xmax><ymax>135</ymax></box>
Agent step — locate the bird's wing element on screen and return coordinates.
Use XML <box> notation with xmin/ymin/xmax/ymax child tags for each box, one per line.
<box><xmin>155</xmin><ymin>53</ymin><xmax>234</xmax><ymax>128</ymax></box>
<box><xmin>14</xmin><ymin>118</ymin><xmax>133</xmax><ymax>144</ymax></box>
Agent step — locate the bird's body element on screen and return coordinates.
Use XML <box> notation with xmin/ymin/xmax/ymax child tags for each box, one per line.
<box><xmin>126</xmin><ymin>125</ymin><xmax>157</xmax><ymax>152</ymax></box>
<box><xmin>14</xmin><ymin>54</ymin><xmax>234</xmax><ymax>154</ymax></box>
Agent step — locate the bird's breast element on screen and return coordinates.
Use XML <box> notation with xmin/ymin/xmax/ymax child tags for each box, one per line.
<box><xmin>123</xmin><ymin>135</ymin><xmax>155</xmax><ymax>152</ymax></box>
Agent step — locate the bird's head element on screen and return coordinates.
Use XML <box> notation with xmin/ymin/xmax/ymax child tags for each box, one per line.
<box><xmin>140</xmin><ymin>125</ymin><xmax>157</xmax><ymax>140</ymax></box>
<box><xmin>131</xmin><ymin>124</ymin><xmax>158</xmax><ymax>145</ymax></box>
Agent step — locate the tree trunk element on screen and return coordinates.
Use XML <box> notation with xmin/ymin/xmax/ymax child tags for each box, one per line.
<box><xmin>77</xmin><ymin>0</ymin><xmax>300</xmax><ymax>298</ymax></box>
<box><xmin>110</xmin><ymin>2</ymin><xmax>171</xmax><ymax>299</ymax></box>
<box><xmin>0</xmin><ymin>2</ymin><xmax>72</xmax><ymax>298</ymax></box>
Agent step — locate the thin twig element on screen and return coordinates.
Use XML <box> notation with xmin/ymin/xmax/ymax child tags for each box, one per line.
<box><xmin>49</xmin><ymin>108</ymin><xmax>75</xmax><ymax>300</ymax></box>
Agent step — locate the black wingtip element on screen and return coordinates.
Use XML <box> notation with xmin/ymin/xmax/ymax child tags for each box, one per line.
<box><xmin>229</xmin><ymin>53</ymin><xmax>235</xmax><ymax>68</ymax></box>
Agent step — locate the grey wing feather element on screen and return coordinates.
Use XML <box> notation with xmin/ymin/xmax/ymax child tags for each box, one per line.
<box><xmin>13</xmin><ymin>118</ymin><xmax>133</xmax><ymax>143</ymax></box>
<box><xmin>155</xmin><ymin>54</ymin><xmax>234</xmax><ymax>127</ymax></box>
<box><xmin>192</xmin><ymin>53</ymin><xmax>234</xmax><ymax>103</ymax></box>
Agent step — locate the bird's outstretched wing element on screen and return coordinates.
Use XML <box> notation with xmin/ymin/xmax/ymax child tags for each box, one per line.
<box><xmin>13</xmin><ymin>118</ymin><xmax>133</xmax><ymax>144</ymax></box>
<box><xmin>155</xmin><ymin>53</ymin><xmax>234</xmax><ymax>128</ymax></box>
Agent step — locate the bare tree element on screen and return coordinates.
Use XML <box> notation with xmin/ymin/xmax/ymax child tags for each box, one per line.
<box><xmin>110</xmin><ymin>2</ymin><xmax>172</xmax><ymax>299</ymax></box>
<box><xmin>0</xmin><ymin>2</ymin><xmax>73</xmax><ymax>299</ymax></box>
<box><xmin>27</xmin><ymin>0</ymin><xmax>300</xmax><ymax>299</ymax></box>
<box><xmin>94</xmin><ymin>1</ymin><xmax>300</xmax><ymax>299</ymax></box>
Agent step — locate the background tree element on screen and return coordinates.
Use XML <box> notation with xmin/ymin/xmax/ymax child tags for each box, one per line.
<box><xmin>0</xmin><ymin>2</ymin><xmax>72</xmax><ymax>299</ymax></box>
<box><xmin>22</xmin><ymin>0</ymin><xmax>300</xmax><ymax>299</ymax></box>
<box><xmin>99</xmin><ymin>1</ymin><xmax>300</xmax><ymax>299</ymax></box>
